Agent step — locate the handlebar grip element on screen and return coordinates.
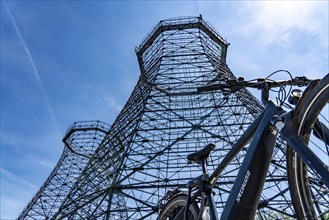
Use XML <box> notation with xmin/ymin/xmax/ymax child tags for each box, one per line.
<box><xmin>197</xmin><ymin>84</ymin><xmax>226</xmax><ymax>92</ymax></box>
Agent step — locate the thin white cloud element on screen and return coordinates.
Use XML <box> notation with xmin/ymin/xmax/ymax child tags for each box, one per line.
<box><xmin>4</xmin><ymin>2</ymin><xmax>61</xmax><ymax>138</ymax></box>
<box><xmin>221</xmin><ymin>1</ymin><xmax>328</xmax><ymax>77</ymax></box>
<box><xmin>239</xmin><ymin>1</ymin><xmax>323</xmax><ymax>48</ymax></box>
<box><xmin>27</xmin><ymin>154</ymin><xmax>56</xmax><ymax>169</ymax></box>
<box><xmin>0</xmin><ymin>168</ymin><xmax>38</xmax><ymax>219</ymax></box>
<box><xmin>0</xmin><ymin>167</ymin><xmax>38</xmax><ymax>191</ymax></box>
<box><xmin>102</xmin><ymin>95</ymin><xmax>123</xmax><ymax>112</ymax></box>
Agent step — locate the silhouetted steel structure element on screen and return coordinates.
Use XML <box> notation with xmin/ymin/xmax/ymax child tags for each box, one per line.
<box><xmin>19</xmin><ymin>16</ymin><xmax>296</xmax><ymax>219</ymax></box>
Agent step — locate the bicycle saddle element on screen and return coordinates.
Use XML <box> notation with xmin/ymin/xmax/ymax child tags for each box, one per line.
<box><xmin>187</xmin><ymin>143</ymin><xmax>216</xmax><ymax>164</ymax></box>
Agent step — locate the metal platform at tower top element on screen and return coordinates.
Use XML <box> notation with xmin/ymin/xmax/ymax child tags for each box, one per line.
<box><xmin>19</xmin><ymin>16</ymin><xmax>295</xmax><ymax>219</ymax></box>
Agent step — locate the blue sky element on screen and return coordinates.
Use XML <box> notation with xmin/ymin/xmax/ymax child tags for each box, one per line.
<box><xmin>1</xmin><ymin>1</ymin><xmax>328</xmax><ymax>219</ymax></box>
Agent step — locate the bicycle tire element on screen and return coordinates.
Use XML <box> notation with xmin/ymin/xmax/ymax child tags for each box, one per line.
<box><xmin>159</xmin><ymin>193</ymin><xmax>199</xmax><ymax>220</ymax></box>
<box><xmin>287</xmin><ymin>73</ymin><xmax>329</xmax><ymax>219</ymax></box>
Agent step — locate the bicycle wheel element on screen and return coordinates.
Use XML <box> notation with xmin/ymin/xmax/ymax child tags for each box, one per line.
<box><xmin>287</xmin><ymin>73</ymin><xmax>329</xmax><ymax>219</ymax></box>
<box><xmin>159</xmin><ymin>193</ymin><xmax>199</xmax><ymax>220</ymax></box>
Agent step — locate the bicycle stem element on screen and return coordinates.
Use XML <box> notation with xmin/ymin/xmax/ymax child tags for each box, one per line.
<box><xmin>261</xmin><ymin>82</ymin><xmax>270</xmax><ymax>105</ymax></box>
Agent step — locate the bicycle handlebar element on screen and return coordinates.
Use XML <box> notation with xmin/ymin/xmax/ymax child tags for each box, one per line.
<box><xmin>197</xmin><ymin>76</ymin><xmax>312</xmax><ymax>93</ymax></box>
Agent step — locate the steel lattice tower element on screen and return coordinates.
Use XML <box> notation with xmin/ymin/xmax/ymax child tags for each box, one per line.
<box><xmin>19</xmin><ymin>16</ymin><xmax>296</xmax><ymax>219</ymax></box>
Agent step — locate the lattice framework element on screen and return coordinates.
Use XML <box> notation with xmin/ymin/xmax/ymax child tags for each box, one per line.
<box><xmin>19</xmin><ymin>16</ymin><xmax>296</xmax><ymax>219</ymax></box>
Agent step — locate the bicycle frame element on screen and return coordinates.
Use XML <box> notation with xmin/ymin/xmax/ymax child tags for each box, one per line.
<box><xmin>183</xmin><ymin>97</ymin><xmax>329</xmax><ymax>219</ymax></box>
<box><xmin>196</xmin><ymin>100</ymin><xmax>283</xmax><ymax>219</ymax></box>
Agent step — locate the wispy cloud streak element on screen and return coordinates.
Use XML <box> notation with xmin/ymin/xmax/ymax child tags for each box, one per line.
<box><xmin>4</xmin><ymin>2</ymin><xmax>61</xmax><ymax>137</ymax></box>
<box><xmin>0</xmin><ymin>167</ymin><xmax>38</xmax><ymax>219</ymax></box>
<box><xmin>0</xmin><ymin>167</ymin><xmax>38</xmax><ymax>191</ymax></box>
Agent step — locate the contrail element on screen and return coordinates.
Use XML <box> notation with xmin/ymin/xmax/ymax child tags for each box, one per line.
<box><xmin>0</xmin><ymin>167</ymin><xmax>38</xmax><ymax>190</ymax></box>
<box><xmin>4</xmin><ymin>2</ymin><xmax>62</xmax><ymax>138</ymax></box>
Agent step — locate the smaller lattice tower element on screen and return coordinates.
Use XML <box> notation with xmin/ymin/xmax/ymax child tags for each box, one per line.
<box><xmin>19</xmin><ymin>16</ymin><xmax>294</xmax><ymax>219</ymax></box>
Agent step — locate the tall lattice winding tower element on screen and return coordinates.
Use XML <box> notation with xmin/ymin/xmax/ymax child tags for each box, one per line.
<box><xmin>19</xmin><ymin>16</ymin><xmax>295</xmax><ymax>219</ymax></box>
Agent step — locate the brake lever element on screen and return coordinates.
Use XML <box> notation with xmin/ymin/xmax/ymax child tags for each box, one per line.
<box><xmin>293</xmin><ymin>76</ymin><xmax>311</xmax><ymax>87</ymax></box>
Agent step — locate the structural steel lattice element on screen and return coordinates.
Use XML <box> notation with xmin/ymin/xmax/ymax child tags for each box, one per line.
<box><xmin>19</xmin><ymin>16</ymin><xmax>296</xmax><ymax>219</ymax></box>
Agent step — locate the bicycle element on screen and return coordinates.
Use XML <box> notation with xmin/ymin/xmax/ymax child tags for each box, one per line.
<box><xmin>158</xmin><ymin>71</ymin><xmax>329</xmax><ymax>220</ymax></box>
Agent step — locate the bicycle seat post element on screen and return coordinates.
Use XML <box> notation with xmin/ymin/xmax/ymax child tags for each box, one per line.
<box><xmin>201</xmin><ymin>158</ymin><xmax>208</xmax><ymax>175</ymax></box>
